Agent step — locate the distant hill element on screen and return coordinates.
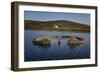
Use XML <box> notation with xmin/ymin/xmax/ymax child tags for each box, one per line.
<box><xmin>24</xmin><ymin>20</ymin><xmax>90</xmax><ymax>32</ymax></box>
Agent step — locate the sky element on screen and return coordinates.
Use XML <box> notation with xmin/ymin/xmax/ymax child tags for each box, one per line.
<box><xmin>24</xmin><ymin>11</ymin><xmax>90</xmax><ymax>25</ymax></box>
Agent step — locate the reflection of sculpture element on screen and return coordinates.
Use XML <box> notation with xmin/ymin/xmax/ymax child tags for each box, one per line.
<box><xmin>68</xmin><ymin>36</ymin><xmax>84</xmax><ymax>48</ymax></box>
<box><xmin>58</xmin><ymin>36</ymin><xmax>61</xmax><ymax>47</ymax></box>
<box><xmin>32</xmin><ymin>36</ymin><xmax>51</xmax><ymax>48</ymax></box>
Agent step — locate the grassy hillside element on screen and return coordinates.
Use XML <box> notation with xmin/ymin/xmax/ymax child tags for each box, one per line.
<box><xmin>24</xmin><ymin>20</ymin><xmax>90</xmax><ymax>32</ymax></box>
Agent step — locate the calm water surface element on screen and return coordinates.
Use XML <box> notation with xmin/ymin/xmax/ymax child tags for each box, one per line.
<box><xmin>24</xmin><ymin>30</ymin><xmax>90</xmax><ymax>61</ymax></box>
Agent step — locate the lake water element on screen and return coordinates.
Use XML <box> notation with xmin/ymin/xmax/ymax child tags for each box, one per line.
<box><xmin>24</xmin><ymin>30</ymin><xmax>90</xmax><ymax>62</ymax></box>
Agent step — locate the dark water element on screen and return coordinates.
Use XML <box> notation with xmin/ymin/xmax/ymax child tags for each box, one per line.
<box><xmin>24</xmin><ymin>30</ymin><xmax>90</xmax><ymax>62</ymax></box>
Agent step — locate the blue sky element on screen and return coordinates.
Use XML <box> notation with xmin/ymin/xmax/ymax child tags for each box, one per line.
<box><xmin>24</xmin><ymin>11</ymin><xmax>90</xmax><ymax>25</ymax></box>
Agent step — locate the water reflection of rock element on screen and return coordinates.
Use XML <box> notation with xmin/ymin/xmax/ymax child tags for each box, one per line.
<box><xmin>35</xmin><ymin>44</ymin><xmax>51</xmax><ymax>48</ymax></box>
<box><xmin>68</xmin><ymin>36</ymin><xmax>85</xmax><ymax>48</ymax></box>
<box><xmin>68</xmin><ymin>43</ymin><xmax>84</xmax><ymax>48</ymax></box>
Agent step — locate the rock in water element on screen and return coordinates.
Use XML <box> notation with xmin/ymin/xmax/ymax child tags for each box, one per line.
<box><xmin>32</xmin><ymin>36</ymin><xmax>51</xmax><ymax>47</ymax></box>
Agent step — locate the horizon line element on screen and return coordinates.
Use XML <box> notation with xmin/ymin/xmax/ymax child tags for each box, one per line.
<box><xmin>24</xmin><ymin>19</ymin><xmax>89</xmax><ymax>25</ymax></box>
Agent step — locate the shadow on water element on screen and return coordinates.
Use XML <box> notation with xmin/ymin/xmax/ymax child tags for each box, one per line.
<box><xmin>68</xmin><ymin>43</ymin><xmax>84</xmax><ymax>48</ymax></box>
<box><xmin>32</xmin><ymin>44</ymin><xmax>51</xmax><ymax>48</ymax></box>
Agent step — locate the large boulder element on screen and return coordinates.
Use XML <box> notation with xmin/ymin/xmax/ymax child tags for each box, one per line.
<box><xmin>32</xmin><ymin>36</ymin><xmax>51</xmax><ymax>47</ymax></box>
<box><xmin>68</xmin><ymin>36</ymin><xmax>84</xmax><ymax>45</ymax></box>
